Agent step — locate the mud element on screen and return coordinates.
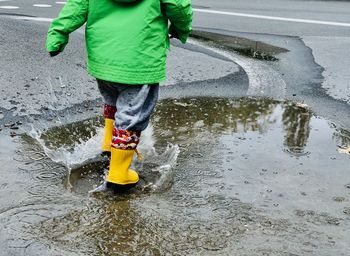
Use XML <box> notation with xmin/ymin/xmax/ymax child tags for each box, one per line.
<box><xmin>0</xmin><ymin>97</ymin><xmax>349</xmax><ymax>256</ymax></box>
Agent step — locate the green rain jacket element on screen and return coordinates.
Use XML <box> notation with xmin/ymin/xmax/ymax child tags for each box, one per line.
<box><xmin>46</xmin><ymin>0</ymin><xmax>192</xmax><ymax>84</ymax></box>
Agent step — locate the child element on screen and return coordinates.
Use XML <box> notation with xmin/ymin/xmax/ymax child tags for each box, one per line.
<box><xmin>46</xmin><ymin>0</ymin><xmax>192</xmax><ymax>192</ymax></box>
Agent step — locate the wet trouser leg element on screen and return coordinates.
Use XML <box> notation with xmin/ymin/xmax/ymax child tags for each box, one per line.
<box><xmin>97</xmin><ymin>79</ymin><xmax>159</xmax><ymax>191</ymax></box>
<box><xmin>98</xmin><ymin>79</ymin><xmax>159</xmax><ymax>132</ymax></box>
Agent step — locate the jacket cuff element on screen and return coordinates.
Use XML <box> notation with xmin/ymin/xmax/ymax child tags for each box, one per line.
<box><xmin>45</xmin><ymin>33</ymin><xmax>68</xmax><ymax>52</ymax></box>
<box><xmin>169</xmin><ymin>24</ymin><xmax>192</xmax><ymax>44</ymax></box>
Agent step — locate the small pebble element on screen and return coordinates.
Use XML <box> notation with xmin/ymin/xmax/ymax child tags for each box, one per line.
<box><xmin>326</xmin><ymin>218</ymin><xmax>340</xmax><ymax>226</ymax></box>
<box><xmin>343</xmin><ymin>207</ymin><xmax>350</xmax><ymax>216</ymax></box>
<box><xmin>333</xmin><ymin>196</ymin><xmax>345</xmax><ymax>202</ymax></box>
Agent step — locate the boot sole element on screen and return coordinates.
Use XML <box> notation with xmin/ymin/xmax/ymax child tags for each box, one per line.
<box><xmin>106</xmin><ymin>181</ymin><xmax>138</xmax><ymax>193</ymax></box>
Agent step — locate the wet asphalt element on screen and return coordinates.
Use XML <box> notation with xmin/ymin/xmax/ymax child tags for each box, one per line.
<box><xmin>0</xmin><ymin>0</ymin><xmax>350</xmax><ymax>255</ymax></box>
<box><xmin>0</xmin><ymin>0</ymin><xmax>349</xmax><ymax>128</ymax></box>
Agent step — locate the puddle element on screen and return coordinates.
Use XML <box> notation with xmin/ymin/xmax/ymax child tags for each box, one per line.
<box><xmin>0</xmin><ymin>97</ymin><xmax>349</xmax><ymax>255</ymax></box>
<box><xmin>191</xmin><ymin>30</ymin><xmax>288</xmax><ymax>61</ymax></box>
<box><xmin>24</xmin><ymin>117</ymin><xmax>180</xmax><ymax>195</ymax></box>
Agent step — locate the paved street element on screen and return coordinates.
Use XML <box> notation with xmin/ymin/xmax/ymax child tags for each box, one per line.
<box><xmin>0</xmin><ymin>0</ymin><xmax>349</xmax><ymax>128</ymax></box>
<box><xmin>192</xmin><ymin>0</ymin><xmax>350</xmax><ymax>107</ymax></box>
<box><xmin>0</xmin><ymin>1</ymin><xmax>350</xmax><ymax>255</ymax></box>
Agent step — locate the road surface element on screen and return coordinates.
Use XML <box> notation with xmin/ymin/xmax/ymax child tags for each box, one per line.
<box><xmin>0</xmin><ymin>1</ymin><xmax>350</xmax><ymax>255</ymax></box>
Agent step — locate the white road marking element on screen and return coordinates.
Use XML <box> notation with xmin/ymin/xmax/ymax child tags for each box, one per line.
<box><xmin>194</xmin><ymin>8</ymin><xmax>350</xmax><ymax>28</ymax></box>
<box><xmin>0</xmin><ymin>5</ymin><xmax>18</xmax><ymax>9</ymax></box>
<box><xmin>33</xmin><ymin>4</ymin><xmax>52</xmax><ymax>7</ymax></box>
<box><xmin>55</xmin><ymin>1</ymin><xmax>67</xmax><ymax>4</ymax></box>
<box><xmin>0</xmin><ymin>0</ymin><xmax>12</xmax><ymax>2</ymax></box>
<box><xmin>14</xmin><ymin>16</ymin><xmax>53</xmax><ymax>22</ymax></box>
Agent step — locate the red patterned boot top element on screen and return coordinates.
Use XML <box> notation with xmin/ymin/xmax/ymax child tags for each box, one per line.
<box><xmin>104</xmin><ymin>104</ymin><xmax>117</xmax><ymax>119</ymax></box>
<box><xmin>111</xmin><ymin>129</ymin><xmax>141</xmax><ymax>150</ymax></box>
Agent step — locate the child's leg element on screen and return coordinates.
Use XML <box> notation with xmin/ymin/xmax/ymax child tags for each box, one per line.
<box><xmin>97</xmin><ymin>79</ymin><xmax>118</xmax><ymax>154</ymax></box>
<box><xmin>115</xmin><ymin>83</ymin><xmax>159</xmax><ymax>132</ymax></box>
<box><xmin>106</xmin><ymin>83</ymin><xmax>159</xmax><ymax>191</ymax></box>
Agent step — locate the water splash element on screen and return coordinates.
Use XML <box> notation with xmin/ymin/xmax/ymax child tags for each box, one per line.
<box><xmin>27</xmin><ymin>122</ymin><xmax>180</xmax><ymax>194</ymax></box>
<box><xmin>28</xmin><ymin>125</ymin><xmax>104</xmax><ymax>170</ymax></box>
<box><xmin>89</xmin><ymin>143</ymin><xmax>180</xmax><ymax>194</ymax></box>
<box><xmin>149</xmin><ymin>144</ymin><xmax>180</xmax><ymax>192</ymax></box>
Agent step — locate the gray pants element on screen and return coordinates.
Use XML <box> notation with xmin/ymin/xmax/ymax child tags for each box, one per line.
<box><xmin>97</xmin><ymin>79</ymin><xmax>159</xmax><ymax>131</ymax></box>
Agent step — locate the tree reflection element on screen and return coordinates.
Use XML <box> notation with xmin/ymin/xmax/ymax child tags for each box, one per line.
<box><xmin>152</xmin><ymin>98</ymin><xmax>278</xmax><ymax>137</ymax></box>
<box><xmin>282</xmin><ymin>104</ymin><xmax>312</xmax><ymax>154</ymax></box>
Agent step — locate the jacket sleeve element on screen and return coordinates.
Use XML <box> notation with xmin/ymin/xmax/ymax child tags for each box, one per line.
<box><xmin>46</xmin><ymin>0</ymin><xmax>88</xmax><ymax>52</ymax></box>
<box><xmin>161</xmin><ymin>0</ymin><xmax>193</xmax><ymax>43</ymax></box>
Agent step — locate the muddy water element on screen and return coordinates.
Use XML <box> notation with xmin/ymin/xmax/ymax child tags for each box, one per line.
<box><xmin>0</xmin><ymin>98</ymin><xmax>349</xmax><ymax>256</ymax></box>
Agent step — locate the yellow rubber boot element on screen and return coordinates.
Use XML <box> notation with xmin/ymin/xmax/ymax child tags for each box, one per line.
<box><xmin>101</xmin><ymin>118</ymin><xmax>114</xmax><ymax>153</ymax></box>
<box><xmin>106</xmin><ymin>147</ymin><xmax>139</xmax><ymax>192</ymax></box>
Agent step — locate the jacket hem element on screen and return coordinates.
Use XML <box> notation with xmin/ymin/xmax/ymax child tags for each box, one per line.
<box><xmin>87</xmin><ymin>59</ymin><xmax>166</xmax><ymax>85</ymax></box>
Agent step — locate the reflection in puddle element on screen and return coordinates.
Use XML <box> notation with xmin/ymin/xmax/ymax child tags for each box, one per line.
<box><xmin>282</xmin><ymin>103</ymin><xmax>312</xmax><ymax>156</ymax></box>
<box><xmin>2</xmin><ymin>97</ymin><xmax>350</xmax><ymax>255</ymax></box>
